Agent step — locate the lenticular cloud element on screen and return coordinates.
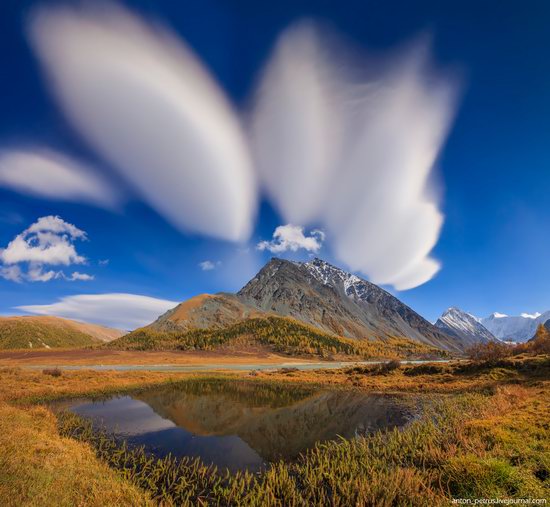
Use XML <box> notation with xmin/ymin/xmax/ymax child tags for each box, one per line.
<box><xmin>28</xmin><ymin>3</ymin><xmax>459</xmax><ymax>290</ymax></box>
<box><xmin>251</xmin><ymin>26</ymin><xmax>458</xmax><ymax>290</ymax></box>
<box><xmin>28</xmin><ymin>3</ymin><xmax>256</xmax><ymax>241</ymax></box>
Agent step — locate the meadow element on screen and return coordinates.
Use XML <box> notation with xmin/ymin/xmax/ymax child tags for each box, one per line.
<box><xmin>0</xmin><ymin>353</ymin><xmax>548</xmax><ymax>506</ymax></box>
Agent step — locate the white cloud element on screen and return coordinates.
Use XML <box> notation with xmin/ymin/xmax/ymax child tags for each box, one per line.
<box><xmin>251</xmin><ymin>24</ymin><xmax>459</xmax><ymax>290</ymax></box>
<box><xmin>27</xmin><ymin>6</ymin><xmax>459</xmax><ymax>290</ymax></box>
<box><xmin>0</xmin><ymin>265</ymin><xmax>22</xmax><ymax>282</ymax></box>
<box><xmin>521</xmin><ymin>312</ymin><xmax>541</xmax><ymax>319</ymax></box>
<box><xmin>28</xmin><ymin>3</ymin><xmax>256</xmax><ymax>242</ymax></box>
<box><xmin>199</xmin><ymin>260</ymin><xmax>220</xmax><ymax>271</ymax></box>
<box><xmin>17</xmin><ymin>293</ymin><xmax>179</xmax><ymax>330</ymax></box>
<box><xmin>257</xmin><ymin>224</ymin><xmax>324</xmax><ymax>253</ymax></box>
<box><xmin>0</xmin><ymin>216</ymin><xmax>94</xmax><ymax>283</ymax></box>
<box><xmin>0</xmin><ymin>149</ymin><xmax>117</xmax><ymax>208</ymax></box>
<box><xmin>1</xmin><ymin>216</ymin><xmax>86</xmax><ymax>266</ymax></box>
<box><xmin>26</xmin><ymin>266</ymin><xmax>62</xmax><ymax>282</ymax></box>
<box><xmin>68</xmin><ymin>272</ymin><xmax>95</xmax><ymax>281</ymax></box>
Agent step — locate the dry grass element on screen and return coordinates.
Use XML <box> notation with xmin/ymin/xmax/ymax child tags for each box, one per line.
<box><xmin>55</xmin><ymin>383</ymin><xmax>549</xmax><ymax>506</ymax></box>
<box><xmin>0</xmin><ymin>356</ymin><xmax>548</xmax><ymax>506</ymax></box>
<box><xmin>0</xmin><ymin>401</ymin><xmax>154</xmax><ymax>507</ymax></box>
<box><xmin>0</xmin><ymin>367</ymin><xmax>190</xmax><ymax>404</ymax></box>
<box><xmin>259</xmin><ymin>356</ymin><xmax>550</xmax><ymax>394</ymax></box>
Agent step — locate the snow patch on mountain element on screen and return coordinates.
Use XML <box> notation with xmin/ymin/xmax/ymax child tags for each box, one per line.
<box><xmin>303</xmin><ymin>258</ymin><xmax>380</xmax><ymax>301</ymax></box>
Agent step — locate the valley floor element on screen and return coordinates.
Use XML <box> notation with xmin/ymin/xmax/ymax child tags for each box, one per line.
<box><xmin>0</xmin><ymin>355</ymin><xmax>548</xmax><ymax>506</ymax></box>
<box><xmin>0</xmin><ymin>347</ymin><xmax>317</xmax><ymax>366</ymax></box>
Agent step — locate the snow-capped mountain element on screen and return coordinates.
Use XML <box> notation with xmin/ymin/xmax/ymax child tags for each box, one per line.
<box><xmin>481</xmin><ymin>311</ymin><xmax>550</xmax><ymax>343</ymax></box>
<box><xmin>435</xmin><ymin>307</ymin><xmax>497</xmax><ymax>347</ymax></box>
<box><xmin>237</xmin><ymin>257</ymin><xmax>464</xmax><ymax>352</ymax></box>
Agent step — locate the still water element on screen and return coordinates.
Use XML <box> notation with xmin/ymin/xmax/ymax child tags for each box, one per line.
<box><xmin>63</xmin><ymin>380</ymin><xmax>415</xmax><ymax>472</ymax></box>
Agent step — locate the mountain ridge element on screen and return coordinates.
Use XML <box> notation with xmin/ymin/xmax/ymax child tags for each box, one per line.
<box><xmin>149</xmin><ymin>257</ymin><xmax>463</xmax><ymax>353</ymax></box>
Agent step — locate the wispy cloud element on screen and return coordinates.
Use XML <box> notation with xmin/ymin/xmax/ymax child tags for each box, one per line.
<box><xmin>199</xmin><ymin>260</ymin><xmax>220</xmax><ymax>271</ymax></box>
<box><xmin>0</xmin><ymin>149</ymin><xmax>117</xmax><ymax>208</ymax></box>
<box><xmin>68</xmin><ymin>272</ymin><xmax>95</xmax><ymax>281</ymax></box>
<box><xmin>28</xmin><ymin>3</ymin><xmax>256</xmax><ymax>242</ymax></box>
<box><xmin>0</xmin><ymin>216</ymin><xmax>93</xmax><ymax>283</ymax></box>
<box><xmin>251</xmin><ymin>24</ymin><xmax>459</xmax><ymax>289</ymax></box>
<box><xmin>257</xmin><ymin>224</ymin><xmax>325</xmax><ymax>254</ymax></box>
<box><xmin>27</xmin><ymin>4</ymin><xmax>459</xmax><ymax>290</ymax></box>
<box><xmin>17</xmin><ymin>293</ymin><xmax>179</xmax><ymax>330</ymax></box>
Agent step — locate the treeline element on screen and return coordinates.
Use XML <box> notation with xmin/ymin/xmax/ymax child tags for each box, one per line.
<box><xmin>109</xmin><ymin>316</ymin><xmax>440</xmax><ymax>359</ymax></box>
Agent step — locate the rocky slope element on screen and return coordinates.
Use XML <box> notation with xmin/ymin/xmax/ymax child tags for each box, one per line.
<box><xmin>0</xmin><ymin>315</ymin><xmax>123</xmax><ymax>349</ymax></box>
<box><xmin>435</xmin><ymin>307</ymin><xmax>497</xmax><ymax>347</ymax></box>
<box><xmin>150</xmin><ymin>257</ymin><xmax>462</xmax><ymax>353</ymax></box>
<box><xmin>150</xmin><ymin>293</ymin><xmax>263</xmax><ymax>332</ymax></box>
<box><xmin>237</xmin><ymin>258</ymin><xmax>461</xmax><ymax>352</ymax></box>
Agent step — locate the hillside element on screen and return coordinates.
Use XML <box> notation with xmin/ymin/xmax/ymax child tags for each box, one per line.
<box><xmin>152</xmin><ymin>257</ymin><xmax>463</xmax><ymax>353</ymax></box>
<box><xmin>151</xmin><ymin>293</ymin><xmax>264</xmax><ymax>332</ymax></box>
<box><xmin>0</xmin><ymin>316</ymin><xmax>124</xmax><ymax>349</ymax></box>
<box><xmin>109</xmin><ymin>316</ymin><xmax>443</xmax><ymax>359</ymax></box>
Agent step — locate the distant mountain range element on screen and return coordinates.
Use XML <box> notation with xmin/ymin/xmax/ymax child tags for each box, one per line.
<box><xmin>148</xmin><ymin>257</ymin><xmax>464</xmax><ymax>353</ymax></box>
<box><xmin>434</xmin><ymin>307</ymin><xmax>550</xmax><ymax>344</ymax></box>
<box><xmin>480</xmin><ymin>311</ymin><xmax>550</xmax><ymax>343</ymax></box>
<box><xmin>0</xmin><ymin>315</ymin><xmax>123</xmax><ymax>349</ymax></box>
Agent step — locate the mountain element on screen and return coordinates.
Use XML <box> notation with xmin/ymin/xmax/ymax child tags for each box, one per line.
<box><xmin>149</xmin><ymin>257</ymin><xmax>463</xmax><ymax>353</ymax></box>
<box><xmin>481</xmin><ymin>311</ymin><xmax>550</xmax><ymax>343</ymax></box>
<box><xmin>435</xmin><ymin>307</ymin><xmax>497</xmax><ymax>347</ymax></box>
<box><xmin>0</xmin><ymin>315</ymin><xmax>124</xmax><ymax>349</ymax></box>
<box><xmin>110</xmin><ymin>315</ymin><xmax>440</xmax><ymax>358</ymax></box>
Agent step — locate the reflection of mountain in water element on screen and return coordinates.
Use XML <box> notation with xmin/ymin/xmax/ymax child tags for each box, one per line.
<box><xmin>136</xmin><ymin>381</ymin><xmax>413</xmax><ymax>462</ymax></box>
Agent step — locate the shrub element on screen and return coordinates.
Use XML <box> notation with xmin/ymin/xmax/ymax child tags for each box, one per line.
<box><xmin>380</xmin><ymin>359</ymin><xmax>401</xmax><ymax>373</ymax></box>
<box><xmin>404</xmin><ymin>363</ymin><xmax>445</xmax><ymax>376</ymax></box>
<box><xmin>42</xmin><ymin>367</ymin><xmax>62</xmax><ymax>377</ymax></box>
<box><xmin>467</xmin><ymin>342</ymin><xmax>513</xmax><ymax>364</ymax></box>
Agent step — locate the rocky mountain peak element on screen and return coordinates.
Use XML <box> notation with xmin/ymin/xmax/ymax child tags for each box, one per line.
<box><xmin>435</xmin><ymin>307</ymin><xmax>496</xmax><ymax>346</ymax></box>
<box><xmin>237</xmin><ymin>257</ymin><xmax>462</xmax><ymax>352</ymax></box>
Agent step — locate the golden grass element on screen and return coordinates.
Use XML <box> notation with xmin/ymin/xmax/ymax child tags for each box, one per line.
<box><xmin>0</xmin><ymin>367</ymin><xmax>188</xmax><ymax>404</ymax></box>
<box><xmin>0</xmin><ymin>356</ymin><xmax>547</xmax><ymax>506</ymax></box>
<box><xmin>0</xmin><ymin>401</ymin><xmax>154</xmax><ymax>506</ymax></box>
<box><xmin>253</xmin><ymin>355</ymin><xmax>549</xmax><ymax>395</ymax></box>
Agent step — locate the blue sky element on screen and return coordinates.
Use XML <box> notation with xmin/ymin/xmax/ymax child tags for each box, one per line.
<box><xmin>0</xmin><ymin>0</ymin><xmax>549</xmax><ymax>328</ymax></box>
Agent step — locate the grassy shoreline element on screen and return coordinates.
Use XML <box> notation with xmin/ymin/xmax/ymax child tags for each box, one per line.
<box><xmin>0</xmin><ymin>356</ymin><xmax>548</xmax><ymax>506</ymax></box>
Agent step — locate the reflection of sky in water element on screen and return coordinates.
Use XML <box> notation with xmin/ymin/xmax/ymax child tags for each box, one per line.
<box><xmin>73</xmin><ymin>396</ymin><xmax>174</xmax><ymax>435</ymax></box>
<box><xmin>69</xmin><ymin>386</ymin><xmax>412</xmax><ymax>473</ymax></box>
<box><xmin>72</xmin><ymin>396</ymin><xmax>266</xmax><ymax>472</ymax></box>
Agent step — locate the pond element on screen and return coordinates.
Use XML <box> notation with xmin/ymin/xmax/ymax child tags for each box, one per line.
<box><xmin>60</xmin><ymin>380</ymin><xmax>416</xmax><ymax>473</ymax></box>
